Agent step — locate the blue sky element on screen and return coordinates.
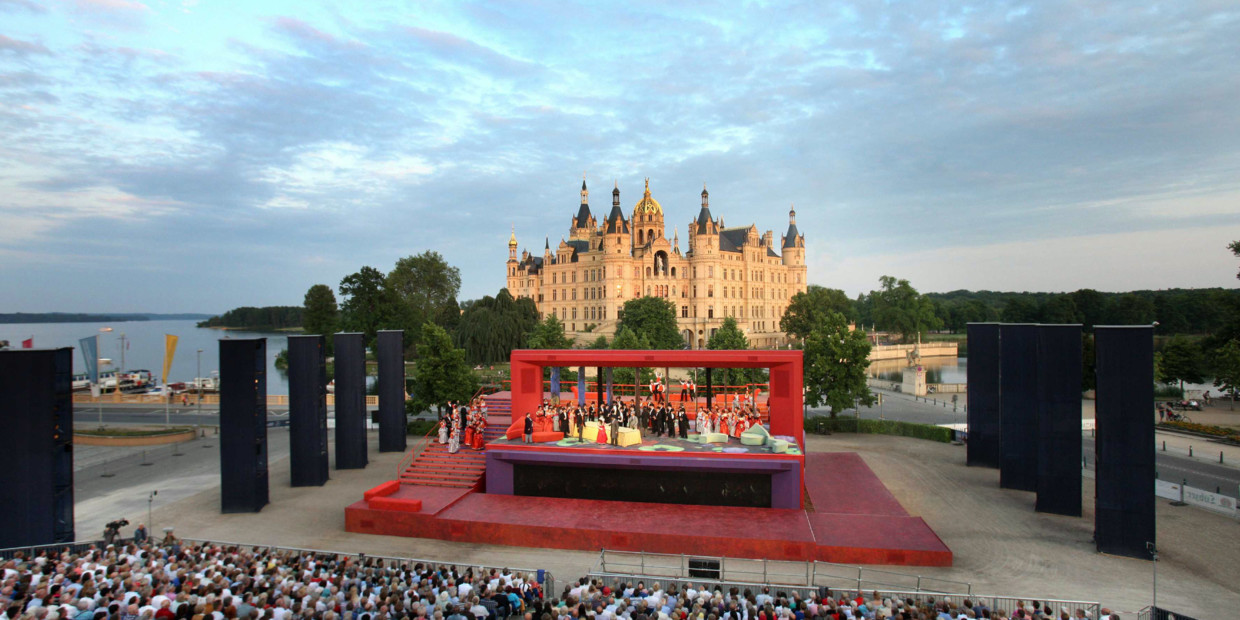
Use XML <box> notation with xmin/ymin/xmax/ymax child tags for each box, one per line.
<box><xmin>2</xmin><ymin>0</ymin><xmax>1238</xmax><ymax>313</ymax></box>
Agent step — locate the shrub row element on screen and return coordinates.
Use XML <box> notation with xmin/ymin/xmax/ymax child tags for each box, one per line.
<box><xmin>806</xmin><ymin>417</ymin><xmax>954</xmax><ymax>443</ymax></box>
<box><xmin>406</xmin><ymin>419</ymin><xmax>438</xmax><ymax>436</ymax></box>
<box><xmin>1157</xmin><ymin>420</ymin><xmax>1240</xmax><ymax>441</ymax></box>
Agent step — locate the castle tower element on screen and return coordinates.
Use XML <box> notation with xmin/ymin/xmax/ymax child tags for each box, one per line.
<box><xmin>689</xmin><ymin>184</ymin><xmax>718</xmax><ymax>253</ymax></box>
<box><xmin>570</xmin><ymin>177</ymin><xmax>596</xmax><ymax>239</ymax></box>
<box><xmin>781</xmin><ymin>204</ymin><xmax>806</xmax><ymax>266</ymax></box>
<box><xmin>632</xmin><ymin>178</ymin><xmax>665</xmax><ymax>247</ymax></box>
<box><xmin>506</xmin><ymin>225</ymin><xmax>518</xmax><ymax>286</ymax></box>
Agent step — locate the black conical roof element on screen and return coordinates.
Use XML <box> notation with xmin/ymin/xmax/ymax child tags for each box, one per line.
<box><xmin>606</xmin><ymin>203</ymin><xmax>629</xmax><ymax>234</ymax></box>
<box><xmin>575</xmin><ymin>202</ymin><xmax>592</xmax><ymax>228</ymax></box>
<box><xmin>695</xmin><ymin>206</ymin><xmax>714</xmax><ymax>234</ymax></box>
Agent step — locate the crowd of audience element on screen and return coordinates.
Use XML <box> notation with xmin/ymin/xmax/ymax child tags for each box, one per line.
<box><xmin>1</xmin><ymin>541</ymin><xmax>1109</xmax><ymax>620</ymax></box>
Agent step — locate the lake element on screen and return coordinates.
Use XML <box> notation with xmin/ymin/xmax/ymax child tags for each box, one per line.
<box><xmin>870</xmin><ymin>356</ymin><xmax>968</xmax><ymax>384</ymax></box>
<box><xmin>1</xmin><ymin>319</ymin><xmax>296</xmax><ymax>393</ymax></box>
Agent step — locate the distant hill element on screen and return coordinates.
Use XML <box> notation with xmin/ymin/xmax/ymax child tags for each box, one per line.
<box><xmin>197</xmin><ymin>306</ymin><xmax>303</xmax><ymax>330</ymax></box>
<box><xmin>0</xmin><ymin>312</ymin><xmax>213</xmax><ymax>324</ymax></box>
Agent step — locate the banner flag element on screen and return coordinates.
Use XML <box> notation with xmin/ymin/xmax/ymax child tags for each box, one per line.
<box><xmin>549</xmin><ymin>366</ymin><xmax>560</xmax><ymax>404</ymax></box>
<box><xmin>162</xmin><ymin>334</ymin><xmax>179</xmax><ymax>385</ymax></box>
<box><xmin>79</xmin><ymin>336</ymin><xmax>99</xmax><ymax>383</ymax></box>
<box><xmin>21</xmin><ymin>337</ymin><xmax>33</xmax><ymax>349</ymax></box>
<box><xmin>577</xmin><ymin>367</ymin><xmax>586</xmax><ymax>406</ymax></box>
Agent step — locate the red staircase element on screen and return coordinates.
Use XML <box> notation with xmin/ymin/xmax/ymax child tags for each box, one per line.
<box><xmin>396</xmin><ymin>395</ymin><xmax>512</xmax><ymax>488</ymax></box>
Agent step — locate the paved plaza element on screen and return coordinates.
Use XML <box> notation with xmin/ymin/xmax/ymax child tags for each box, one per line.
<box><xmin>73</xmin><ymin>426</ymin><xmax>1240</xmax><ymax>619</ymax></box>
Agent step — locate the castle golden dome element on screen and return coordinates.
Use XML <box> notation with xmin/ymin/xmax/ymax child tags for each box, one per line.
<box><xmin>508</xmin><ymin>225</ymin><xmax>518</xmax><ymax>247</ymax></box>
<box><xmin>633</xmin><ymin>178</ymin><xmax>662</xmax><ymax>216</ymax></box>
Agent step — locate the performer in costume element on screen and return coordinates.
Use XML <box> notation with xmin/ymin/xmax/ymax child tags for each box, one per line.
<box><xmin>438</xmin><ymin>419</ymin><xmax>448</xmax><ymax>444</ymax></box>
<box><xmin>609</xmin><ymin>409</ymin><xmax>620</xmax><ymax>446</ymax></box>
<box><xmin>448</xmin><ymin>424</ymin><xmax>460</xmax><ymax>454</ymax></box>
<box><xmin>596</xmin><ymin>419</ymin><xmax>608</xmax><ymax>444</ymax></box>
<box><xmin>678</xmin><ymin>407</ymin><xmax>689</xmax><ymax>438</ymax></box>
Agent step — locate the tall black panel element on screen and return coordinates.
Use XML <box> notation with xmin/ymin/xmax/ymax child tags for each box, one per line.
<box><xmin>376</xmin><ymin>330</ymin><xmax>406</xmax><ymax>453</ymax></box>
<box><xmin>334</xmin><ymin>333</ymin><xmax>368</xmax><ymax>469</ymax></box>
<box><xmin>287</xmin><ymin>335</ymin><xmax>329</xmax><ymax>487</ymax></box>
<box><xmin>999</xmin><ymin>324</ymin><xmax>1038</xmax><ymax>491</ymax></box>
<box><xmin>966</xmin><ymin>323</ymin><xmax>1001</xmax><ymax>468</ymax></box>
<box><xmin>0</xmin><ymin>348</ymin><xmax>74</xmax><ymax>547</ymax></box>
<box><xmin>219</xmin><ymin>338</ymin><xmax>269</xmax><ymax>513</ymax></box>
<box><xmin>1094</xmin><ymin>326</ymin><xmax>1154</xmax><ymax>559</ymax></box>
<box><xmin>1035</xmin><ymin>325</ymin><xmax>1083</xmax><ymax>516</ymax></box>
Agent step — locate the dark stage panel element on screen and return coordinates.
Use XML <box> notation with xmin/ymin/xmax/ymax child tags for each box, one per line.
<box><xmin>1094</xmin><ymin>326</ymin><xmax>1155</xmax><ymax>560</ymax></box>
<box><xmin>512</xmin><ymin>463</ymin><xmax>772</xmax><ymax>508</ymax></box>
<box><xmin>0</xmin><ymin>348</ymin><xmax>75</xmax><ymax>547</ymax></box>
<box><xmin>334</xmin><ymin>333</ymin><xmax>368</xmax><ymax>469</ymax></box>
<box><xmin>1036</xmin><ymin>324</ymin><xmax>1083</xmax><ymax>516</ymax></box>
<box><xmin>376</xmin><ymin>330</ymin><xmax>406</xmax><ymax>453</ymax></box>
<box><xmin>287</xmin><ymin>335</ymin><xmax>329</xmax><ymax>487</ymax></box>
<box><xmin>219</xmin><ymin>338</ymin><xmax>269</xmax><ymax>513</ymax></box>
<box><xmin>999</xmin><ymin>323</ymin><xmax>1038</xmax><ymax>491</ymax></box>
<box><xmin>966</xmin><ymin>323</ymin><xmax>1001</xmax><ymax>468</ymax></box>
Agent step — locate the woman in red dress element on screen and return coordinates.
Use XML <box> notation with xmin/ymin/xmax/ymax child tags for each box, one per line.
<box><xmin>596</xmin><ymin>421</ymin><xmax>608</xmax><ymax>444</ymax></box>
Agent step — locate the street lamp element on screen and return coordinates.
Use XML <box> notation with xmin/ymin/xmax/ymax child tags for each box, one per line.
<box><xmin>196</xmin><ymin>349</ymin><xmax>203</xmax><ymax>416</ymax></box>
<box><xmin>147</xmin><ymin>490</ymin><xmax>158</xmax><ymax>540</ymax></box>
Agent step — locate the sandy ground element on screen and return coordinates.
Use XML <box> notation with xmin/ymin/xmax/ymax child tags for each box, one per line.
<box><xmin>93</xmin><ymin>431</ymin><xmax>1239</xmax><ymax>619</ymax></box>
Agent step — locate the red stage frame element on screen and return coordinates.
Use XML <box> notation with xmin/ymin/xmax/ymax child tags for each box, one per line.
<box><xmin>509</xmin><ymin>349</ymin><xmax>805</xmax><ymax>444</ymax></box>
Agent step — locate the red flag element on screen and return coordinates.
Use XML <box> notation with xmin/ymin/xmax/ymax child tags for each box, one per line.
<box><xmin>21</xmin><ymin>338</ymin><xmax>33</xmax><ymax>349</ymax></box>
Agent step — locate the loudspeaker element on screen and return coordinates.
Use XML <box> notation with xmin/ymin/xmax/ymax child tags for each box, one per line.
<box><xmin>966</xmin><ymin>323</ymin><xmax>1001</xmax><ymax>468</ymax></box>
<box><xmin>219</xmin><ymin>338</ymin><xmax>269</xmax><ymax>513</ymax></box>
<box><xmin>376</xmin><ymin>330</ymin><xmax>406</xmax><ymax>453</ymax></box>
<box><xmin>334</xmin><ymin>332</ymin><xmax>368</xmax><ymax>469</ymax></box>
<box><xmin>999</xmin><ymin>324</ymin><xmax>1038</xmax><ymax>492</ymax></box>
<box><xmin>1094</xmin><ymin>326</ymin><xmax>1155</xmax><ymax>559</ymax></box>
<box><xmin>0</xmin><ymin>348</ymin><xmax>75</xmax><ymax>547</ymax></box>
<box><xmin>688</xmin><ymin>558</ymin><xmax>721</xmax><ymax>579</ymax></box>
<box><xmin>288</xmin><ymin>335</ymin><xmax>329</xmax><ymax>487</ymax></box>
<box><xmin>1035</xmin><ymin>325</ymin><xmax>1083</xmax><ymax>516</ymax></box>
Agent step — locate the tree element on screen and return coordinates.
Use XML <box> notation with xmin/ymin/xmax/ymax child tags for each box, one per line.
<box><xmin>387</xmin><ymin>251</ymin><xmax>462</xmax><ymax>347</ymax></box>
<box><xmin>1000</xmin><ymin>296</ymin><xmax>1040</xmax><ymax>323</ymax></box>
<box><xmin>1231</xmin><ymin>240</ymin><xmax>1240</xmax><ymax>280</ymax></box>
<box><xmin>302</xmin><ymin>284</ymin><xmax>339</xmax><ymax>352</ymax></box>
<box><xmin>585</xmin><ymin>335</ymin><xmax>609</xmax><ymax>349</ymax></box>
<box><xmin>526</xmin><ymin>315</ymin><xmax>573</xmax><ymax>349</ymax></box>
<box><xmin>802</xmin><ymin>310</ymin><xmax>874</xmax><ymax>417</ymax></box>
<box><xmin>454</xmin><ymin>289</ymin><xmax>540</xmax><ymax>364</ymax></box>
<box><xmin>617</xmin><ymin>296</ymin><xmax>682</xmax><ymax>349</ymax></box>
<box><xmin>870</xmin><ymin>276</ymin><xmax>942</xmax><ymax>342</ymax></box>
<box><xmin>781</xmin><ymin>286</ymin><xmax>854</xmax><ymax>341</ymax></box>
<box><xmin>409</xmin><ymin>322</ymin><xmax>477</xmax><ymax>415</ymax></box>
<box><xmin>1212</xmin><ymin>339</ymin><xmax>1240</xmax><ymax>410</ymax></box>
<box><xmin>1159</xmin><ymin>336</ymin><xmax>1206</xmax><ymax>393</ymax></box>
<box><xmin>339</xmin><ymin>266</ymin><xmax>400</xmax><ymax>349</ymax></box>
<box><xmin>708</xmin><ymin>316</ymin><xmax>765</xmax><ymax>387</ymax></box>
<box><xmin>610</xmin><ymin>326</ymin><xmax>655</xmax><ymax>394</ymax></box>
<box><xmin>1041</xmin><ymin>295</ymin><xmax>1079</xmax><ymax>324</ymax></box>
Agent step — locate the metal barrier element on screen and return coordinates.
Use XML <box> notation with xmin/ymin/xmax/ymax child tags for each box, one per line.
<box><xmin>0</xmin><ymin>538</ymin><xmax>130</xmax><ymax>560</ymax></box>
<box><xmin>179</xmin><ymin>538</ymin><xmax>556</xmax><ymax>595</ymax></box>
<box><xmin>586</xmin><ymin>571</ymin><xmax>1099</xmax><ymax>619</ymax></box>
<box><xmin>595</xmin><ymin>550</ymin><xmax>971</xmax><ymax>594</ymax></box>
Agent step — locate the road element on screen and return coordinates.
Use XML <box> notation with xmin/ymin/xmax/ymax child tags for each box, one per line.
<box><xmin>813</xmin><ymin>388</ymin><xmax>1240</xmax><ymax>500</ymax></box>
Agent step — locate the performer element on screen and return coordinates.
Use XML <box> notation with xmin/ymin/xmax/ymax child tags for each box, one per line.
<box><xmin>438</xmin><ymin>418</ymin><xmax>448</xmax><ymax>444</ymax></box>
<box><xmin>678</xmin><ymin>407</ymin><xmax>689</xmax><ymax>439</ymax></box>
<box><xmin>609</xmin><ymin>409</ymin><xmax>620</xmax><ymax>446</ymax></box>
<box><xmin>448</xmin><ymin>424</ymin><xmax>460</xmax><ymax>454</ymax></box>
<box><xmin>596</xmin><ymin>418</ymin><xmax>608</xmax><ymax>444</ymax></box>
<box><xmin>522</xmin><ymin>413</ymin><xmax>534</xmax><ymax>444</ymax></box>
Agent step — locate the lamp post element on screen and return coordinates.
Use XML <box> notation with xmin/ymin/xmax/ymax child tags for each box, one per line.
<box><xmin>1147</xmin><ymin>541</ymin><xmax>1157</xmax><ymax>611</ymax></box>
<box><xmin>196</xmin><ymin>349</ymin><xmax>203</xmax><ymax>416</ymax></box>
<box><xmin>147</xmin><ymin>490</ymin><xmax>158</xmax><ymax>540</ymax></box>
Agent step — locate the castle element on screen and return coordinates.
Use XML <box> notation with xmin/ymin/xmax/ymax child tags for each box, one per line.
<box><xmin>506</xmin><ymin>178</ymin><xmax>807</xmax><ymax>348</ymax></box>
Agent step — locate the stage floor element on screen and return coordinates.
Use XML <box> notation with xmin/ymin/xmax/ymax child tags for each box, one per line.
<box><xmin>346</xmin><ymin>451</ymin><xmax>951</xmax><ymax>566</ymax></box>
<box><xmin>489</xmin><ymin>432</ymin><xmax>802</xmax><ymax>456</ymax></box>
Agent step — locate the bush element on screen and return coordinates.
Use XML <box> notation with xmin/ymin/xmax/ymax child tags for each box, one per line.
<box><xmin>806</xmin><ymin>416</ymin><xmax>954</xmax><ymax>443</ymax></box>
<box><xmin>406</xmin><ymin>419</ymin><xmax>438</xmax><ymax>436</ymax></box>
<box><xmin>1154</xmin><ymin>384</ymin><xmax>1184</xmax><ymax>399</ymax></box>
<box><xmin>1157</xmin><ymin>420</ymin><xmax>1240</xmax><ymax>441</ymax></box>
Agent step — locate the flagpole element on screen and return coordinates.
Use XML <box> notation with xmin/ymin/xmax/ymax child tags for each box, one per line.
<box><xmin>97</xmin><ymin>334</ymin><xmax>103</xmax><ymax>429</ymax></box>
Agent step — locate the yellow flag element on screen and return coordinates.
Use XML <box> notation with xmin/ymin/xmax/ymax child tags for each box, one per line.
<box><xmin>163</xmin><ymin>334</ymin><xmax>178</xmax><ymax>385</ymax></box>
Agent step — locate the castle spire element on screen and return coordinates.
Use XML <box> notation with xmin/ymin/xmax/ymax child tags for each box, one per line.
<box><xmin>580</xmin><ymin>173</ymin><xmax>588</xmax><ymax>205</ymax></box>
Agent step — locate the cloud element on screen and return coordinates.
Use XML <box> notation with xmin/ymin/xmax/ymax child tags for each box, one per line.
<box><xmin>1</xmin><ymin>1</ymin><xmax>1239</xmax><ymax>313</ymax></box>
<box><xmin>0</xmin><ymin>34</ymin><xmax>51</xmax><ymax>56</ymax></box>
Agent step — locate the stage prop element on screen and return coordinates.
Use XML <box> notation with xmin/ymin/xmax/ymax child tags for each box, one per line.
<box><xmin>219</xmin><ymin>338</ymin><xmax>269</xmax><ymax>513</ymax></box>
<box><xmin>0</xmin><ymin>348</ymin><xmax>74</xmax><ymax>547</ymax></box>
<box><xmin>287</xmin><ymin>335</ymin><xmax>329</xmax><ymax>487</ymax></box>
<box><xmin>966</xmin><ymin>323</ymin><xmax>1002</xmax><ymax>468</ymax></box>
<box><xmin>334</xmin><ymin>332</ymin><xmax>368</xmax><ymax>469</ymax></box>
<box><xmin>999</xmin><ymin>323</ymin><xmax>1038</xmax><ymax>492</ymax></box>
<box><xmin>1094</xmin><ymin>326</ymin><xmax>1155</xmax><ymax>560</ymax></box>
<box><xmin>376</xmin><ymin>330</ymin><xmax>406</xmax><ymax>453</ymax></box>
<box><xmin>1036</xmin><ymin>325</ymin><xmax>1083</xmax><ymax>516</ymax></box>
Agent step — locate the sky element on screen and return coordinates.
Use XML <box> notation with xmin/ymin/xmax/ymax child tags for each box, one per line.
<box><xmin>1</xmin><ymin>0</ymin><xmax>1238</xmax><ymax>314</ymax></box>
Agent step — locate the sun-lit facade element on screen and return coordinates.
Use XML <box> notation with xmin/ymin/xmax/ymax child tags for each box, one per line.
<box><xmin>506</xmin><ymin>178</ymin><xmax>807</xmax><ymax>348</ymax></box>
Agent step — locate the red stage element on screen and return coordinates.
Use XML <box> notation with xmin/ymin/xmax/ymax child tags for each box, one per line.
<box><xmin>346</xmin><ymin>350</ymin><xmax>950</xmax><ymax>567</ymax></box>
<box><xmin>346</xmin><ymin>451</ymin><xmax>950</xmax><ymax>566</ymax></box>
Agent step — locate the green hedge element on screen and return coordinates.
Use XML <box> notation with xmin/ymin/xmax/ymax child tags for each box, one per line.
<box><xmin>806</xmin><ymin>417</ymin><xmax>954</xmax><ymax>443</ymax></box>
<box><xmin>406</xmin><ymin>419</ymin><xmax>438</xmax><ymax>436</ymax></box>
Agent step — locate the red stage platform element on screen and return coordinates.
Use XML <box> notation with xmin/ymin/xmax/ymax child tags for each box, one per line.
<box><xmin>345</xmin><ymin>451</ymin><xmax>950</xmax><ymax>566</ymax></box>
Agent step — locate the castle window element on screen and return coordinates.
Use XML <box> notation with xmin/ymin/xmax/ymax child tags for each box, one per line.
<box><xmin>646</xmin><ymin>267</ymin><xmax>651</xmax><ymax>277</ymax></box>
<box><xmin>708</xmin><ymin>266</ymin><xmax>714</xmax><ymax>278</ymax></box>
<box><xmin>671</xmin><ymin>267</ymin><xmax>676</xmax><ymax>277</ymax></box>
<box><xmin>572</xmin><ymin>308</ymin><xmax>577</xmax><ymax>320</ymax></box>
<box><xmin>708</xmin><ymin>286</ymin><xmax>714</xmax><ymax>298</ymax></box>
<box><xmin>646</xmin><ymin>286</ymin><xmax>651</xmax><ymax>296</ymax></box>
<box><xmin>638</xmin><ymin>230</ymin><xmax>644</xmax><ymax>245</ymax></box>
<box><xmin>708</xmin><ymin>307</ymin><xmax>714</xmax><ymax>319</ymax></box>
<box><xmin>552</xmin><ymin>290</ymin><xmax>557</xmax><ymax>301</ymax></box>
<box><xmin>723</xmin><ymin>288</ymin><xmax>728</xmax><ymax>298</ymax></box>
<box><xmin>681</xmin><ymin>306</ymin><xmax>688</xmax><ymax>318</ymax></box>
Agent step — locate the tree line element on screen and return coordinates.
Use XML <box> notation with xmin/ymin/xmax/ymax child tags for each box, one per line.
<box><xmin>197</xmin><ymin>306</ymin><xmax>303</xmax><ymax>330</ymax></box>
